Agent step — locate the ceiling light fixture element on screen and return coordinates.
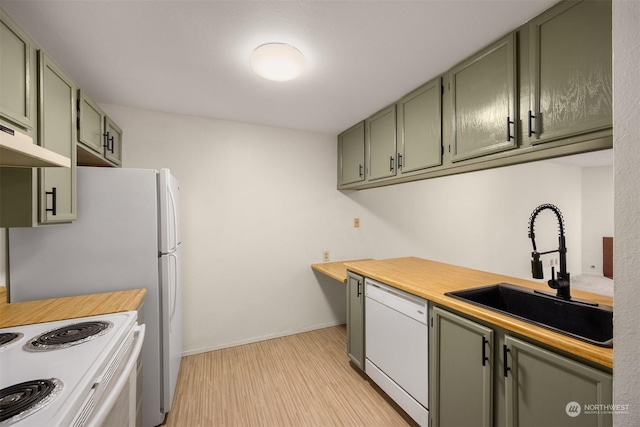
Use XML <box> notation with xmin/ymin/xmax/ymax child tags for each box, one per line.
<box><xmin>250</xmin><ymin>43</ymin><xmax>306</xmax><ymax>82</ymax></box>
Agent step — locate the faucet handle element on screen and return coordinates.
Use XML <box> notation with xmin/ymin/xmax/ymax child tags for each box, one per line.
<box><xmin>548</xmin><ymin>266</ymin><xmax>558</xmax><ymax>289</ymax></box>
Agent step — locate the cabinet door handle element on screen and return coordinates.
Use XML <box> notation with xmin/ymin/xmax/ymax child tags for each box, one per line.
<box><xmin>528</xmin><ymin>110</ymin><xmax>537</xmax><ymax>137</ymax></box>
<box><xmin>507</xmin><ymin>116</ymin><xmax>515</xmax><ymax>141</ymax></box>
<box><xmin>103</xmin><ymin>132</ymin><xmax>115</xmax><ymax>153</ymax></box>
<box><xmin>503</xmin><ymin>345</ymin><xmax>511</xmax><ymax>377</ymax></box>
<box><xmin>45</xmin><ymin>187</ymin><xmax>57</xmax><ymax>216</ymax></box>
<box><xmin>356</xmin><ymin>280</ymin><xmax>362</xmax><ymax>297</ymax></box>
<box><xmin>397</xmin><ymin>153</ymin><xmax>403</xmax><ymax>169</ymax></box>
<box><xmin>358</xmin><ymin>164</ymin><xmax>363</xmax><ymax>178</ymax></box>
<box><xmin>482</xmin><ymin>336</ymin><xmax>489</xmax><ymax>366</ymax></box>
<box><xmin>389</xmin><ymin>156</ymin><xmax>394</xmax><ymax>171</ymax></box>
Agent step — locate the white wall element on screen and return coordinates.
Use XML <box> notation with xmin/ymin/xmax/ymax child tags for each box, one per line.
<box><xmin>102</xmin><ymin>103</ymin><xmax>600</xmax><ymax>356</ymax></box>
<box><xmin>613</xmin><ymin>0</ymin><xmax>640</xmax><ymax>423</ymax></box>
<box><xmin>101</xmin><ymin>104</ymin><xmax>356</xmax><ymax>355</ymax></box>
<box><xmin>348</xmin><ymin>161</ymin><xmax>584</xmax><ymax>280</ymax></box>
<box><xmin>581</xmin><ymin>166</ymin><xmax>614</xmax><ymax>275</ymax></box>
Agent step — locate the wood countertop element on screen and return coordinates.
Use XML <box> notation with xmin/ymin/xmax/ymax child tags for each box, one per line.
<box><xmin>342</xmin><ymin>257</ymin><xmax>613</xmax><ymax>369</ymax></box>
<box><xmin>311</xmin><ymin>259</ymin><xmax>374</xmax><ymax>283</ymax></box>
<box><xmin>0</xmin><ymin>287</ymin><xmax>147</xmax><ymax>328</ymax></box>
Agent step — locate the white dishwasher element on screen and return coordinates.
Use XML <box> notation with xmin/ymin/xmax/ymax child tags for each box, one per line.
<box><xmin>365</xmin><ymin>278</ymin><xmax>429</xmax><ymax>426</ymax></box>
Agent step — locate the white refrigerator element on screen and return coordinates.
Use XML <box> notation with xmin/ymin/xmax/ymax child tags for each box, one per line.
<box><xmin>7</xmin><ymin>167</ymin><xmax>183</xmax><ymax>427</ymax></box>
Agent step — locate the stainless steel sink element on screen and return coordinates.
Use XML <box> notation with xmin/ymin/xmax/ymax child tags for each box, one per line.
<box><xmin>445</xmin><ymin>283</ymin><xmax>613</xmax><ymax>347</ymax></box>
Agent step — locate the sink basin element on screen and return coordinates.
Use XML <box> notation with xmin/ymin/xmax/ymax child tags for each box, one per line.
<box><xmin>445</xmin><ymin>283</ymin><xmax>613</xmax><ymax>347</ymax></box>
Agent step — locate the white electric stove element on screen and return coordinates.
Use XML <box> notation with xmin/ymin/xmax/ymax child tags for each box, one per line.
<box><xmin>0</xmin><ymin>311</ymin><xmax>144</xmax><ymax>427</ymax></box>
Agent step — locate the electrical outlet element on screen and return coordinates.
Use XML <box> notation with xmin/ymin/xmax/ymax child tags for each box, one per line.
<box><xmin>322</xmin><ymin>251</ymin><xmax>330</xmax><ymax>262</ymax></box>
<box><xmin>354</xmin><ymin>218</ymin><xmax>360</xmax><ymax>228</ymax></box>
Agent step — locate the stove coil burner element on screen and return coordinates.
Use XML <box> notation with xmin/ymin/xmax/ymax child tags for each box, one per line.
<box><xmin>0</xmin><ymin>333</ymin><xmax>23</xmax><ymax>350</ymax></box>
<box><xmin>0</xmin><ymin>378</ymin><xmax>63</xmax><ymax>426</ymax></box>
<box><xmin>24</xmin><ymin>320</ymin><xmax>113</xmax><ymax>352</ymax></box>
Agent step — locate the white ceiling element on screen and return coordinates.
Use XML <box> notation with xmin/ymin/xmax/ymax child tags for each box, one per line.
<box><xmin>2</xmin><ymin>0</ymin><xmax>558</xmax><ymax>135</ymax></box>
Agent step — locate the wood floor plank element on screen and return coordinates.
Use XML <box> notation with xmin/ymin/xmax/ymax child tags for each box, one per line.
<box><xmin>165</xmin><ymin>325</ymin><xmax>417</xmax><ymax>427</ymax></box>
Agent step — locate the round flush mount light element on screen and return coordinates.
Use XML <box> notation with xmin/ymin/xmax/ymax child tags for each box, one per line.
<box><xmin>250</xmin><ymin>43</ymin><xmax>306</xmax><ymax>82</ymax></box>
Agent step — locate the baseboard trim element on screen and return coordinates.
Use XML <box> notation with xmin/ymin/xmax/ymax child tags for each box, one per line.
<box><xmin>182</xmin><ymin>321</ymin><xmax>346</xmax><ymax>357</ymax></box>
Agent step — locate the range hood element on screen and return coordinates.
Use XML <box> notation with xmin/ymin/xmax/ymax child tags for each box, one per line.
<box><xmin>0</xmin><ymin>125</ymin><xmax>70</xmax><ymax>168</ymax></box>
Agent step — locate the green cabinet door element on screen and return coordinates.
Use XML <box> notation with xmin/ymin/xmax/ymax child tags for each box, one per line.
<box><xmin>449</xmin><ymin>33</ymin><xmax>517</xmax><ymax>162</ymax></box>
<box><xmin>338</xmin><ymin>122</ymin><xmax>365</xmax><ymax>187</ymax></box>
<box><xmin>397</xmin><ymin>77</ymin><xmax>442</xmax><ymax>174</ymax></box>
<box><xmin>0</xmin><ymin>9</ymin><xmax>33</xmax><ymax>130</ymax></box>
<box><xmin>104</xmin><ymin>116</ymin><xmax>123</xmax><ymax>166</ymax></box>
<box><xmin>78</xmin><ymin>90</ymin><xmax>123</xmax><ymax>167</ymax></box>
<box><xmin>366</xmin><ymin>105</ymin><xmax>396</xmax><ymax>181</ymax></box>
<box><xmin>527</xmin><ymin>0</ymin><xmax>612</xmax><ymax>144</ymax></box>
<box><xmin>77</xmin><ymin>89</ymin><xmax>105</xmax><ymax>155</ymax></box>
<box><xmin>504</xmin><ymin>335</ymin><xmax>612</xmax><ymax>427</ymax></box>
<box><xmin>431</xmin><ymin>307</ymin><xmax>493</xmax><ymax>427</ymax></box>
<box><xmin>346</xmin><ymin>271</ymin><xmax>365</xmax><ymax>370</ymax></box>
<box><xmin>38</xmin><ymin>51</ymin><xmax>77</xmax><ymax>223</ymax></box>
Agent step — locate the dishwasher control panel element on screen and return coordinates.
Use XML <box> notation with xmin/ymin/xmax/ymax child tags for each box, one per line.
<box><xmin>365</xmin><ymin>278</ymin><xmax>428</xmax><ymax>324</ymax></box>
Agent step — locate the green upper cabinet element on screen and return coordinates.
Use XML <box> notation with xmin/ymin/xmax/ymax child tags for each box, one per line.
<box><xmin>449</xmin><ymin>33</ymin><xmax>517</xmax><ymax>162</ymax></box>
<box><xmin>527</xmin><ymin>0</ymin><xmax>612</xmax><ymax>144</ymax></box>
<box><xmin>77</xmin><ymin>90</ymin><xmax>123</xmax><ymax>167</ymax></box>
<box><xmin>396</xmin><ymin>77</ymin><xmax>442</xmax><ymax>174</ymax></box>
<box><xmin>0</xmin><ymin>9</ymin><xmax>33</xmax><ymax>131</ymax></box>
<box><xmin>38</xmin><ymin>51</ymin><xmax>77</xmax><ymax>223</ymax></box>
<box><xmin>104</xmin><ymin>116</ymin><xmax>123</xmax><ymax>166</ymax></box>
<box><xmin>77</xmin><ymin>90</ymin><xmax>105</xmax><ymax>155</ymax></box>
<box><xmin>366</xmin><ymin>105</ymin><xmax>396</xmax><ymax>181</ymax></box>
<box><xmin>338</xmin><ymin>121</ymin><xmax>365</xmax><ymax>187</ymax></box>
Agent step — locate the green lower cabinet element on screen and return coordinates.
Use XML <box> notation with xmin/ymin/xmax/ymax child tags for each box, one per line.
<box><xmin>504</xmin><ymin>335</ymin><xmax>612</xmax><ymax>427</ymax></box>
<box><xmin>430</xmin><ymin>306</ymin><xmax>612</xmax><ymax>427</ymax></box>
<box><xmin>431</xmin><ymin>306</ymin><xmax>493</xmax><ymax>427</ymax></box>
<box><xmin>346</xmin><ymin>271</ymin><xmax>365</xmax><ymax>370</ymax></box>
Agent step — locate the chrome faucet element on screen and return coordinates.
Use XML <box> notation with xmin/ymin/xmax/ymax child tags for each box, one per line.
<box><xmin>528</xmin><ymin>203</ymin><xmax>571</xmax><ymax>300</ymax></box>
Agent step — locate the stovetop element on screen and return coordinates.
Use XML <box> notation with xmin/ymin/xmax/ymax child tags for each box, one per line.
<box><xmin>0</xmin><ymin>311</ymin><xmax>137</xmax><ymax>427</ymax></box>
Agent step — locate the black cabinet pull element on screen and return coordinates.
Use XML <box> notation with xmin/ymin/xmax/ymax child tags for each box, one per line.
<box><xmin>103</xmin><ymin>132</ymin><xmax>115</xmax><ymax>153</ymax></box>
<box><xmin>507</xmin><ymin>116</ymin><xmax>515</xmax><ymax>141</ymax></box>
<box><xmin>528</xmin><ymin>110</ymin><xmax>537</xmax><ymax>137</ymax></box>
<box><xmin>358</xmin><ymin>164</ymin><xmax>363</xmax><ymax>178</ymax></box>
<box><xmin>45</xmin><ymin>187</ymin><xmax>57</xmax><ymax>216</ymax></box>
<box><xmin>389</xmin><ymin>156</ymin><xmax>394</xmax><ymax>171</ymax></box>
<box><xmin>356</xmin><ymin>280</ymin><xmax>362</xmax><ymax>297</ymax></box>
<box><xmin>397</xmin><ymin>153</ymin><xmax>403</xmax><ymax>169</ymax></box>
<box><xmin>482</xmin><ymin>336</ymin><xmax>489</xmax><ymax>366</ymax></box>
<box><xmin>503</xmin><ymin>345</ymin><xmax>511</xmax><ymax>377</ymax></box>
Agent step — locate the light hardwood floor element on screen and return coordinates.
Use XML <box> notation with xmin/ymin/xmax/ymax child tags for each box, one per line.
<box><xmin>164</xmin><ymin>325</ymin><xmax>417</xmax><ymax>427</ymax></box>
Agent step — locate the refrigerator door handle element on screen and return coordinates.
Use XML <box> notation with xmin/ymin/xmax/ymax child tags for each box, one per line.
<box><xmin>168</xmin><ymin>252</ymin><xmax>179</xmax><ymax>330</ymax></box>
<box><xmin>167</xmin><ymin>183</ymin><xmax>179</xmax><ymax>252</ymax></box>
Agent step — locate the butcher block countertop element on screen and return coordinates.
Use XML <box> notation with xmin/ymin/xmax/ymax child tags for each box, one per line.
<box><xmin>0</xmin><ymin>287</ymin><xmax>147</xmax><ymax>328</ymax></box>
<box><xmin>311</xmin><ymin>259</ymin><xmax>374</xmax><ymax>283</ymax></box>
<box><xmin>338</xmin><ymin>257</ymin><xmax>613</xmax><ymax>369</ymax></box>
